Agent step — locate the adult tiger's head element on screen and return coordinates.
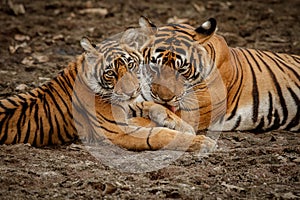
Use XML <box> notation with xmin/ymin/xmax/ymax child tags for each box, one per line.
<box><xmin>125</xmin><ymin>17</ymin><xmax>228</xmax><ymax>129</ymax></box>
<box><xmin>80</xmin><ymin>36</ymin><xmax>142</xmax><ymax>104</ymax></box>
<box><xmin>136</xmin><ymin>17</ymin><xmax>222</xmax><ymax>110</ymax></box>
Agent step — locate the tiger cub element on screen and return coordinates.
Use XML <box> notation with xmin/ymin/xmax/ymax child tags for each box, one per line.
<box><xmin>130</xmin><ymin>16</ymin><xmax>299</xmax><ymax>132</ymax></box>
<box><xmin>0</xmin><ymin>32</ymin><xmax>216</xmax><ymax>152</ymax></box>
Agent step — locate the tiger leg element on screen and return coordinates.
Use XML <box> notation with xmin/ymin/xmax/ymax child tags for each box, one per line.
<box><xmin>130</xmin><ymin>102</ymin><xmax>196</xmax><ymax>135</ymax></box>
<box><xmin>104</xmin><ymin>124</ymin><xmax>216</xmax><ymax>152</ymax></box>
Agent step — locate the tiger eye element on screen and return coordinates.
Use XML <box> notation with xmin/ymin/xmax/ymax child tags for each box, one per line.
<box><xmin>128</xmin><ymin>62</ymin><xmax>135</xmax><ymax>69</ymax></box>
<box><xmin>106</xmin><ymin>70</ymin><xmax>114</xmax><ymax>76</ymax></box>
<box><xmin>150</xmin><ymin>56</ymin><xmax>156</xmax><ymax>63</ymax></box>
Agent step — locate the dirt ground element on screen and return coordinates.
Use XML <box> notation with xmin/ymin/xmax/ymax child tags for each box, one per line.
<box><xmin>0</xmin><ymin>0</ymin><xmax>299</xmax><ymax>199</ymax></box>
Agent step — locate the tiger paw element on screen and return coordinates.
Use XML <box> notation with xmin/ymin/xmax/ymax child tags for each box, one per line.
<box><xmin>188</xmin><ymin>135</ymin><xmax>217</xmax><ymax>153</ymax></box>
<box><xmin>149</xmin><ymin>104</ymin><xmax>195</xmax><ymax>135</ymax></box>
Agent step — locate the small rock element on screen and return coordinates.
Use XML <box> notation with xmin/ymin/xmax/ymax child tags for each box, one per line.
<box><xmin>9</xmin><ymin>42</ymin><xmax>29</xmax><ymax>54</ymax></box>
<box><xmin>193</xmin><ymin>3</ymin><xmax>205</xmax><ymax>12</ymax></box>
<box><xmin>38</xmin><ymin>77</ymin><xmax>51</xmax><ymax>81</ymax></box>
<box><xmin>292</xmin><ymin>157</ymin><xmax>300</xmax><ymax>163</ymax></box>
<box><xmin>8</xmin><ymin>0</ymin><xmax>25</xmax><ymax>15</ymax></box>
<box><xmin>42</xmin><ymin>171</ymin><xmax>58</xmax><ymax>177</ymax></box>
<box><xmin>53</xmin><ymin>34</ymin><xmax>64</xmax><ymax>41</ymax></box>
<box><xmin>79</xmin><ymin>8</ymin><xmax>108</xmax><ymax>16</ymax></box>
<box><xmin>102</xmin><ymin>183</ymin><xmax>117</xmax><ymax>195</ymax></box>
<box><xmin>21</xmin><ymin>56</ymin><xmax>34</xmax><ymax>66</ymax></box>
<box><xmin>202</xmin><ymin>183</ymin><xmax>211</xmax><ymax>189</ymax></box>
<box><xmin>282</xmin><ymin>192</ymin><xmax>299</xmax><ymax>199</ymax></box>
<box><xmin>221</xmin><ymin>182</ymin><xmax>245</xmax><ymax>192</ymax></box>
<box><xmin>15</xmin><ymin>84</ymin><xmax>28</xmax><ymax>91</ymax></box>
<box><xmin>0</xmin><ymin>70</ymin><xmax>9</xmax><ymax>74</ymax></box>
<box><xmin>14</xmin><ymin>34</ymin><xmax>30</xmax><ymax>42</ymax></box>
<box><xmin>167</xmin><ymin>16</ymin><xmax>189</xmax><ymax>24</ymax></box>
<box><xmin>32</xmin><ymin>53</ymin><xmax>49</xmax><ymax>63</ymax></box>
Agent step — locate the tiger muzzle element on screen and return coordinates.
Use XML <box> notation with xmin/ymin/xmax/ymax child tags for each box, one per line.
<box><xmin>150</xmin><ymin>67</ymin><xmax>184</xmax><ymax>112</ymax></box>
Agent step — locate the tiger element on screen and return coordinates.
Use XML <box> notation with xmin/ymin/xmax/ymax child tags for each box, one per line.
<box><xmin>0</xmin><ymin>31</ymin><xmax>216</xmax><ymax>152</ymax></box>
<box><xmin>128</xmin><ymin>16</ymin><xmax>299</xmax><ymax>132</ymax></box>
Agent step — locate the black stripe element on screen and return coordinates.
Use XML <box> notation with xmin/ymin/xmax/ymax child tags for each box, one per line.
<box><xmin>72</xmin><ymin>90</ymin><xmax>97</xmax><ymax>121</ymax></box>
<box><xmin>54</xmin><ymin>115</ymin><xmax>64</xmax><ymax>143</ymax></box>
<box><xmin>63</xmin><ymin>124</ymin><xmax>74</xmax><ymax>140</ymax></box>
<box><xmin>129</xmin><ymin>105</ymin><xmax>137</xmax><ymax>117</ymax></box>
<box><xmin>173</xmin><ymin>29</ymin><xmax>194</xmax><ymax>38</ymax></box>
<box><xmin>126</xmin><ymin>126</ymin><xmax>143</xmax><ymax>135</ymax></box>
<box><xmin>172</xmin><ymin>24</ymin><xmax>190</xmax><ymax>29</ymax></box>
<box><xmin>266</xmin><ymin>52</ymin><xmax>285</xmax><ymax>72</ymax></box>
<box><xmin>180</xmin><ymin>39</ymin><xmax>192</xmax><ymax>48</ymax></box>
<box><xmin>0</xmin><ymin>109</ymin><xmax>15</xmax><ymax>144</ymax></box>
<box><xmin>291</xmin><ymin>55</ymin><xmax>300</xmax><ymax>64</ymax></box>
<box><xmin>43</xmin><ymin>95</ymin><xmax>54</xmax><ymax>145</ymax></box>
<box><xmin>232</xmin><ymin>115</ymin><xmax>241</xmax><ymax>130</ymax></box>
<box><xmin>175</xmin><ymin>47</ymin><xmax>186</xmax><ymax>56</ymax></box>
<box><xmin>50</xmin><ymin>81</ymin><xmax>74</xmax><ymax>122</ymax></box>
<box><xmin>23</xmin><ymin>118</ymin><xmax>31</xmax><ymax>144</ymax></box>
<box><xmin>256</xmin><ymin>53</ymin><xmax>288</xmax><ymax>126</ymax></box>
<box><xmin>269</xmin><ymin>109</ymin><xmax>281</xmax><ymax>130</ymax></box>
<box><xmin>146</xmin><ymin>128</ymin><xmax>154</xmax><ymax>150</ymax></box>
<box><xmin>267</xmin><ymin>92</ymin><xmax>273</xmax><ymax>126</ymax></box>
<box><xmin>32</xmin><ymin>103</ymin><xmax>39</xmax><ymax>146</ymax></box>
<box><xmin>240</xmin><ymin>49</ymin><xmax>259</xmax><ymax>123</ymax></box>
<box><xmin>245</xmin><ymin>49</ymin><xmax>263</xmax><ymax>72</ymax></box>
<box><xmin>264</xmin><ymin>51</ymin><xmax>300</xmax><ymax>81</ymax></box>
<box><xmin>96</xmin><ymin>124</ymin><xmax>119</xmax><ymax>134</ymax></box>
<box><xmin>22</xmin><ymin>100</ymin><xmax>36</xmax><ymax>143</ymax></box>
<box><xmin>7</xmin><ymin>98</ymin><xmax>19</xmax><ymax>107</ymax></box>
<box><xmin>16</xmin><ymin>101</ymin><xmax>28</xmax><ymax>142</ymax></box>
<box><xmin>55</xmin><ymin>77</ymin><xmax>72</xmax><ymax>99</ymax></box>
<box><xmin>205</xmin><ymin>44</ymin><xmax>216</xmax><ymax>77</ymax></box>
<box><xmin>155</xmin><ymin>33</ymin><xmax>170</xmax><ymax>37</ymax></box>
<box><xmin>97</xmin><ymin>111</ymin><xmax>128</xmax><ymax>127</ymax></box>
<box><xmin>254</xmin><ymin>117</ymin><xmax>265</xmax><ymax>131</ymax></box>
<box><xmin>46</xmin><ymin>84</ymin><xmax>70</xmax><ymax>127</ymax></box>
<box><xmin>39</xmin><ymin>116</ymin><xmax>44</xmax><ymax>145</ymax></box>
<box><xmin>227</xmin><ymin>50</ymin><xmax>243</xmax><ymax>120</ymax></box>
<box><xmin>15</xmin><ymin>94</ymin><xmax>27</xmax><ymax>102</ymax></box>
<box><xmin>285</xmin><ymin>87</ymin><xmax>299</xmax><ymax>130</ymax></box>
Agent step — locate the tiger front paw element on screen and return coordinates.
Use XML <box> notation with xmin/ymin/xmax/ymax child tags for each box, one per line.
<box><xmin>149</xmin><ymin>104</ymin><xmax>195</xmax><ymax>135</ymax></box>
<box><xmin>188</xmin><ymin>135</ymin><xmax>217</xmax><ymax>153</ymax></box>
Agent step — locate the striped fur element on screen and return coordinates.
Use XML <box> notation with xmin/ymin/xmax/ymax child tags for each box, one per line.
<box><xmin>135</xmin><ymin>17</ymin><xmax>299</xmax><ymax>132</ymax></box>
<box><xmin>0</xmin><ymin>36</ymin><xmax>216</xmax><ymax>152</ymax></box>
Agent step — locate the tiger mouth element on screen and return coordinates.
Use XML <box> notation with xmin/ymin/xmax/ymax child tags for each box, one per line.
<box><xmin>164</xmin><ymin>104</ymin><xmax>178</xmax><ymax>113</ymax></box>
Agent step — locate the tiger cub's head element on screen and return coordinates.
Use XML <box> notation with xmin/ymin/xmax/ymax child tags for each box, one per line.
<box><xmin>80</xmin><ymin>36</ymin><xmax>142</xmax><ymax>104</ymax></box>
<box><xmin>131</xmin><ymin>17</ymin><xmax>218</xmax><ymax>113</ymax></box>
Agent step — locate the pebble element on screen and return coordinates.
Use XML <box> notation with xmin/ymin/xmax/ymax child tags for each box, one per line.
<box><xmin>15</xmin><ymin>83</ymin><xmax>28</xmax><ymax>91</ymax></box>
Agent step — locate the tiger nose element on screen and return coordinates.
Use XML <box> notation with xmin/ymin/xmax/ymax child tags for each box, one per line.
<box><xmin>151</xmin><ymin>83</ymin><xmax>175</xmax><ymax>102</ymax></box>
<box><xmin>116</xmin><ymin>72</ymin><xmax>139</xmax><ymax>96</ymax></box>
<box><xmin>123</xmin><ymin>86</ymin><xmax>139</xmax><ymax>97</ymax></box>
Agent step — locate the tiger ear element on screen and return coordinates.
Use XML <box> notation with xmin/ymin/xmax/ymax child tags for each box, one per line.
<box><xmin>139</xmin><ymin>16</ymin><xmax>157</xmax><ymax>35</ymax></box>
<box><xmin>80</xmin><ymin>37</ymin><xmax>100</xmax><ymax>65</ymax></box>
<box><xmin>120</xmin><ymin>28</ymin><xmax>145</xmax><ymax>55</ymax></box>
<box><xmin>194</xmin><ymin>18</ymin><xmax>217</xmax><ymax>43</ymax></box>
<box><xmin>120</xmin><ymin>16</ymin><xmax>157</xmax><ymax>51</ymax></box>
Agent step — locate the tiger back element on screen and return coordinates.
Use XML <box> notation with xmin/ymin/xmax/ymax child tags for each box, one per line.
<box><xmin>133</xmin><ymin>16</ymin><xmax>299</xmax><ymax>132</ymax></box>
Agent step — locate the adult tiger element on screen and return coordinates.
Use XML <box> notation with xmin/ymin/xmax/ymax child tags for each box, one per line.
<box><xmin>133</xmin><ymin>16</ymin><xmax>299</xmax><ymax>132</ymax></box>
<box><xmin>0</xmin><ymin>32</ymin><xmax>216</xmax><ymax>152</ymax></box>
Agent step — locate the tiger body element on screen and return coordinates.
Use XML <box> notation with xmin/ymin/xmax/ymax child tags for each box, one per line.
<box><xmin>133</xmin><ymin>17</ymin><xmax>299</xmax><ymax>132</ymax></box>
<box><xmin>0</xmin><ymin>35</ymin><xmax>216</xmax><ymax>152</ymax></box>
<box><xmin>224</xmin><ymin>47</ymin><xmax>299</xmax><ymax>131</ymax></box>
<box><xmin>0</xmin><ymin>65</ymin><xmax>78</xmax><ymax>146</ymax></box>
